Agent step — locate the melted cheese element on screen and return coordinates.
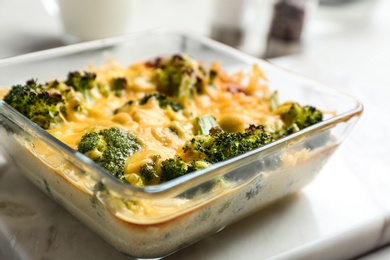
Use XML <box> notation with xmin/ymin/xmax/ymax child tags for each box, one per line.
<box><xmin>6</xmin><ymin>57</ymin><xmax>281</xmax><ymax>184</ymax></box>
<box><xmin>55</xmin><ymin>59</ymin><xmax>276</xmax><ymax>173</ymax></box>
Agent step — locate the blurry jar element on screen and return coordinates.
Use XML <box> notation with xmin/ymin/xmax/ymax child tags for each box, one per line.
<box><xmin>269</xmin><ymin>0</ymin><xmax>306</xmax><ymax>42</ymax></box>
<box><xmin>210</xmin><ymin>0</ymin><xmax>317</xmax><ymax>58</ymax></box>
<box><xmin>265</xmin><ymin>0</ymin><xmax>318</xmax><ymax>58</ymax></box>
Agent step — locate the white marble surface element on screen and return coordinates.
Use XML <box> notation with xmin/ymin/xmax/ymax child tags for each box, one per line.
<box><xmin>0</xmin><ymin>150</ymin><xmax>388</xmax><ymax>260</ymax></box>
<box><xmin>1</xmin><ymin>0</ymin><xmax>390</xmax><ymax>259</ymax></box>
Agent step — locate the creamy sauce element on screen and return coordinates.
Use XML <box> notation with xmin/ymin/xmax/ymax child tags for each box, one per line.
<box><xmin>41</xmin><ymin>56</ymin><xmax>282</xmax><ymax>184</ymax></box>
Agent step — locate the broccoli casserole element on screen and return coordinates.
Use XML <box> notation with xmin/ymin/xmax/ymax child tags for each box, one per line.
<box><xmin>0</xmin><ymin>34</ymin><xmax>362</xmax><ymax>258</ymax></box>
<box><xmin>1</xmin><ymin>54</ymin><xmax>323</xmax><ymax>187</ymax></box>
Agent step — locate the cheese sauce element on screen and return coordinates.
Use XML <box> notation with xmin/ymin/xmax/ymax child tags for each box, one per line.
<box><xmin>3</xmin><ymin>55</ymin><xmax>283</xmax><ymax>185</ymax></box>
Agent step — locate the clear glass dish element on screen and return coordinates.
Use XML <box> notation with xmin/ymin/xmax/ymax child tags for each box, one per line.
<box><xmin>0</xmin><ymin>29</ymin><xmax>363</xmax><ymax>259</ymax></box>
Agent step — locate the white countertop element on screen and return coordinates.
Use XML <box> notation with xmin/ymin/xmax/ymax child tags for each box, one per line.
<box><xmin>1</xmin><ymin>0</ymin><xmax>390</xmax><ymax>259</ymax></box>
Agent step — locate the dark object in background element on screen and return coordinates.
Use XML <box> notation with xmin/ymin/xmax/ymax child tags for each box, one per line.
<box><xmin>269</xmin><ymin>0</ymin><xmax>305</xmax><ymax>41</ymax></box>
<box><xmin>265</xmin><ymin>0</ymin><xmax>306</xmax><ymax>58</ymax></box>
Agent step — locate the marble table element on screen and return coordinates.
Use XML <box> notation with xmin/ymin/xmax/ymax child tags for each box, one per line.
<box><xmin>1</xmin><ymin>143</ymin><xmax>390</xmax><ymax>260</ymax></box>
<box><xmin>2</xmin><ymin>0</ymin><xmax>390</xmax><ymax>259</ymax></box>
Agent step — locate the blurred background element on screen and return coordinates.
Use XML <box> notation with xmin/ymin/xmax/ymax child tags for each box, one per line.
<box><xmin>0</xmin><ymin>0</ymin><xmax>383</xmax><ymax>59</ymax></box>
<box><xmin>1</xmin><ymin>0</ymin><xmax>390</xmax><ymax>259</ymax></box>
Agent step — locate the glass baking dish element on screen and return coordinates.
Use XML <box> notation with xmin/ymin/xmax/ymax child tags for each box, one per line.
<box><xmin>0</xmin><ymin>29</ymin><xmax>362</xmax><ymax>259</ymax></box>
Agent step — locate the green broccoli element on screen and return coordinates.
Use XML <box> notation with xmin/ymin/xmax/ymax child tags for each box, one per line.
<box><xmin>208</xmin><ymin>69</ymin><xmax>218</xmax><ymax>86</ymax></box>
<box><xmin>149</xmin><ymin>54</ymin><xmax>209</xmax><ymax>105</ymax></box>
<box><xmin>274</xmin><ymin>102</ymin><xmax>323</xmax><ymax>138</ymax></box>
<box><xmin>64</xmin><ymin>72</ymin><xmax>129</xmax><ymax>102</ymax></box>
<box><xmin>139</xmin><ymin>93</ymin><xmax>183</xmax><ymax>112</ymax></box>
<box><xmin>3</xmin><ymin>79</ymin><xmax>66</xmax><ymax>129</ymax></box>
<box><xmin>187</xmin><ymin>160</ymin><xmax>212</xmax><ymax>173</ymax></box>
<box><xmin>109</xmin><ymin>77</ymin><xmax>127</xmax><ymax>97</ymax></box>
<box><xmin>139</xmin><ymin>155</ymin><xmax>189</xmax><ymax>185</ymax></box>
<box><xmin>183</xmin><ymin>125</ymin><xmax>274</xmax><ymax>163</ymax></box>
<box><xmin>64</xmin><ymin>71</ymin><xmax>100</xmax><ymax>101</ymax></box>
<box><xmin>139</xmin><ymin>155</ymin><xmax>162</xmax><ymax>185</ymax></box>
<box><xmin>139</xmin><ymin>155</ymin><xmax>214</xmax><ymax>185</ymax></box>
<box><xmin>77</xmin><ymin>127</ymin><xmax>141</xmax><ymax>181</ymax></box>
<box><xmin>114</xmin><ymin>92</ymin><xmax>183</xmax><ymax>114</ymax></box>
<box><xmin>160</xmin><ymin>157</ymin><xmax>189</xmax><ymax>182</ymax></box>
<box><xmin>3</xmin><ymin>72</ymin><xmax>128</xmax><ymax>129</ymax></box>
<box><xmin>45</xmin><ymin>79</ymin><xmax>88</xmax><ymax>113</ymax></box>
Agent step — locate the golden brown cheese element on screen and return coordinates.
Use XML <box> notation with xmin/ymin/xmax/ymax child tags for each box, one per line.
<box><xmin>58</xmin><ymin>60</ymin><xmax>273</xmax><ymax>176</ymax></box>
<box><xmin>8</xmin><ymin>56</ymin><xmax>281</xmax><ymax>185</ymax></box>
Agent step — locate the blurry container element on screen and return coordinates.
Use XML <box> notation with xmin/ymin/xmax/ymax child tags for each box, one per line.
<box><xmin>269</xmin><ymin>0</ymin><xmax>307</xmax><ymax>42</ymax></box>
<box><xmin>41</xmin><ymin>0</ymin><xmax>134</xmax><ymax>44</ymax></box>
<box><xmin>264</xmin><ymin>0</ymin><xmax>319</xmax><ymax>58</ymax></box>
<box><xmin>42</xmin><ymin>0</ymin><xmax>213</xmax><ymax>44</ymax></box>
<box><xmin>214</xmin><ymin>0</ymin><xmax>318</xmax><ymax>58</ymax></box>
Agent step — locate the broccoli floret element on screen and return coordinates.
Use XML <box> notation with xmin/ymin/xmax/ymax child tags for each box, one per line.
<box><xmin>187</xmin><ymin>160</ymin><xmax>212</xmax><ymax>173</ymax></box>
<box><xmin>77</xmin><ymin>127</ymin><xmax>141</xmax><ymax>181</ymax></box>
<box><xmin>282</xmin><ymin>103</ymin><xmax>323</xmax><ymax>130</ymax></box>
<box><xmin>64</xmin><ymin>71</ymin><xmax>100</xmax><ymax>101</ymax></box>
<box><xmin>46</xmin><ymin>79</ymin><xmax>71</xmax><ymax>94</ymax></box>
<box><xmin>3</xmin><ymin>72</ymin><xmax>126</xmax><ymax>127</ymax></box>
<box><xmin>3</xmin><ymin>79</ymin><xmax>66</xmax><ymax>129</ymax></box>
<box><xmin>275</xmin><ymin>102</ymin><xmax>323</xmax><ymax>137</ymax></box>
<box><xmin>149</xmin><ymin>54</ymin><xmax>209</xmax><ymax>105</ymax></box>
<box><xmin>65</xmin><ymin>72</ymin><xmax>128</xmax><ymax>100</ymax></box>
<box><xmin>140</xmin><ymin>162</ymin><xmax>158</xmax><ymax>184</ymax></box>
<box><xmin>114</xmin><ymin>93</ymin><xmax>183</xmax><ymax>114</ymax></box>
<box><xmin>139</xmin><ymin>93</ymin><xmax>183</xmax><ymax>112</ymax></box>
<box><xmin>160</xmin><ymin>157</ymin><xmax>189</xmax><ymax>182</ymax></box>
<box><xmin>183</xmin><ymin>125</ymin><xmax>274</xmax><ymax>163</ymax></box>
<box><xmin>45</xmin><ymin>79</ymin><xmax>88</xmax><ymax>113</ymax></box>
<box><xmin>139</xmin><ymin>155</ymin><xmax>196</xmax><ymax>184</ymax></box>
<box><xmin>209</xmin><ymin>69</ymin><xmax>218</xmax><ymax>85</ymax></box>
<box><xmin>139</xmin><ymin>155</ymin><xmax>162</xmax><ymax>185</ymax></box>
<box><xmin>109</xmin><ymin>77</ymin><xmax>127</xmax><ymax>97</ymax></box>
<box><xmin>77</xmin><ymin>132</ymin><xmax>105</xmax><ymax>158</ymax></box>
